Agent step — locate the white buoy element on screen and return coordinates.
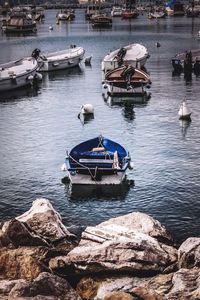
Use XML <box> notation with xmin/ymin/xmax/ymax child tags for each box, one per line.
<box><xmin>49</xmin><ymin>25</ymin><xmax>53</xmax><ymax>31</ymax></box>
<box><xmin>61</xmin><ymin>163</ymin><xmax>67</xmax><ymax>171</ymax></box>
<box><xmin>178</xmin><ymin>100</ymin><xmax>191</xmax><ymax>120</ymax></box>
<box><xmin>81</xmin><ymin>103</ymin><xmax>94</xmax><ymax>115</ymax></box>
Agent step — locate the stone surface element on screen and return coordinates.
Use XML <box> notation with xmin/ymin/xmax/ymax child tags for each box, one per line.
<box><xmin>16</xmin><ymin>198</ymin><xmax>78</xmax><ymax>252</ymax></box>
<box><xmin>178</xmin><ymin>237</ymin><xmax>200</xmax><ymax>268</ymax></box>
<box><xmin>165</xmin><ymin>268</ymin><xmax>200</xmax><ymax>299</ymax></box>
<box><xmin>104</xmin><ymin>291</ymin><xmax>134</xmax><ymax>300</ymax></box>
<box><xmin>8</xmin><ymin>272</ymin><xmax>82</xmax><ymax>300</ymax></box>
<box><xmin>16</xmin><ymin>198</ymin><xmax>75</xmax><ymax>242</ymax></box>
<box><xmin>77</xmin><ymin>276</ymin><xmax>151</xmax><ymax>300</ymax></box>
<box><xmin>81</xmin><ymin>212</ymin><xmax>174</xmax><ymax>246</ymax></box>
<box><xmin>0</xmin><ymin>247</ymin><xmax>49</xmax><ymax>280</ymax></box>
<box><xmin>0</xmin><ymin>219</ymin><xmax>50</xmax><ymax>248</ymax></box>
<box><xmin>50</xmin><ymin>234</ymin><xmax>177</xmax><ymax>277</ymax></box>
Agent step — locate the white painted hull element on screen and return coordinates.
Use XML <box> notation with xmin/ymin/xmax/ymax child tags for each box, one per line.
<box><xmin>67</xmin><ymin>171</ymin><xmax>126</xmax><ymax>186</ymax></box>
<box><xmin>102</xmin><ymin>43</ymin><xmax>149</xmax><ymax>78</ymax></box>
<box><xmin>102</xmin><ymin>82</ymin><xmax>149</xmax><ymax>98</ymax></box>
<box><xmin>39</xmin><ymin>47</ymin><xmax>85</xmax><ymax>72</ymax></box>
<box><xmin>0</xmin><ymin>57</ymin><xmax>38</xmax><ymax>92</ymax></box>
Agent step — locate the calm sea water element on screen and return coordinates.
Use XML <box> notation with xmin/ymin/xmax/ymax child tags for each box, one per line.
<box><xmin>0</xmin><ymin>10</ymin><xmax>200</xmax><ymax>243</ymax></box>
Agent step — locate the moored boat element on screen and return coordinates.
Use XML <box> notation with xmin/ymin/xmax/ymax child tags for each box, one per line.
<box><xmin>111</xmin><ymin>6</ymin><xmax>123</xmax><ymax>17</ymax></box>
<box><xmin>102</xmin><ymin>43</ymin><xmax>150</xmax><ymax>76</ymax></box>
<box><xmin>1</xmin><ymin>11</ymin><xmax>37</xmax><ymax>33</ymax></box>
<box><xmin>91</xmin><ymin>13</ymin><xmax>112</xmax><ymax>27</ymax></box>
<box><xmin>149</xmin><ymin>11</ymin><xmax>166</xmax><ymax>19</ymax></box>
<box><xmin>63</xmin><ymin>135</ymin><xmax>133</xmax><ymax>185</ymax></box>
<box><xmin>172</xmin><ymin>49</ymin><xmax>200</xmax><ymax>76</ymax></box>
<box><xmin>121</xmin><ymin>10</ymin><xmax>139</xmax><ymax>19</ymax></box>
<box><xmin>102</xmin><ymin>65</ymin><xmax>151</xmax><ymax>98</ymax></box>
<box><xmin>0</xmin><ymin>57</ymin><xmax>39</xmax><ymax>92</ymax></box>
<box><xmin>32</xmin><ymin>46</ymin><xmax>85</xmax><ymax>72</ymax></box>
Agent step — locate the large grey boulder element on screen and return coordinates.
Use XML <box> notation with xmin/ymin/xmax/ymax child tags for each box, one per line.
<box><xmin>7</xmin><ymin>272</ymin><xmax>82</xmax><ymax>300</ymax></box>
<box><xmin>49</xmin><ymin>212</ymin><xmax>177</xmax><ymax>277</ymax></box>
<box><xmin>16</xmin><ymin>198</ymin><xmax>78</xmax><ymax>251</ymax></box>
<box><xmin>178</xmin><ymin>237</ymin><xmax>200</xmax><ymax>268</ymax></box>
<box><xmin>81</xmin><ymin>212</ymin><xmax>174</xmax><ymax>246</ymax></box>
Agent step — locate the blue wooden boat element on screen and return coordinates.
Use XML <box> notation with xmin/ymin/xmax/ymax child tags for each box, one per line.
<box><xmin>64</xmin><ymin>136</ymin><xmax>133</xmax><ymax>185</ymax></box>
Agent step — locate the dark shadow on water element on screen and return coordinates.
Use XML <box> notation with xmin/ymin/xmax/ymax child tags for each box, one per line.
<box><xmin>0</xmin><ymin>84</ymin><xmax>41</xmax><ymax>102</ymax></box>
<box><xmin>78</xmin><ymin>113</ymin><xmax>94</xmax><ymax>126</ymax></box>
<box><xmin>62</xmin><ymin>176</ymin><xmax>134</xmax><ymax>200</ymax></box>
<box><xmin>179</xmin><ymin>119</ymin><xmax>191</xmax><ymax>138</ymax></box>
<box><xmin>41</xmin><ymin>65</ymin><xmax>84</xmax><ymax>81</ymax></box>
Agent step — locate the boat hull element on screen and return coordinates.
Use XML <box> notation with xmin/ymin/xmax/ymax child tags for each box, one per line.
<box><xmin>3</xmin><ymin>24</ymin><xmax>37</xmax><ymax>33</ymax></box>
<box><xmin>67</xmin><ymin>170</ymin><xmax>126</xmax><ymax>185</ymax></box>
<box><xmin>0</xmin><ymin>58</ymin><xmax>38</xmax><ymax>92</ymax></box>
<box><xmin>102</xmin><ymin>83</ymin><xmax>150</xmax><ymax>98</ymax></box>
<box><xmin>64</xmin><ymin>136</ymin><xmax>131</xmax><ymax>186</ymax></box>
<box><xmin>39</xmin><ymin>47</ymin><xmax>85</xmax><ymax>72</ymax></box>
<box><xmin>102</xmin><ymin>44</ymin><xmax>149</xmax><ymax>77</ymax></box>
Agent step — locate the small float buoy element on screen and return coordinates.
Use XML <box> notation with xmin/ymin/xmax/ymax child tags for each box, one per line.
<box><xmin>155</xmin><ymin>42</ymin><xmax>161</xmax><ymax>48</ymax></box>
<box><xmin>61</xmin><ymin>163</ymin><xmax>67</xmax><ymax>171</ymax></box>
<box><xmin>178</xmin><ymin>100</ymin><xmax>191</xmax><ymax>120</ymax></box>
<box><xmin>49</xmin><ymin>25</ymin><xmax>53</xmax><ymax>31</ymax></box>
<box><xmin>81</xmin><ymin>103</ymin><xmax>94</xmax><ymax>115</ymax></box>
<box><xmin>84</xmin><ymin>56</ymin><xmax>92</xmax><ymax>65</ymax></box>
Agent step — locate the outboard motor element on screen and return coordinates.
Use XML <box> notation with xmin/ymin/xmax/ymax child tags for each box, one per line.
<box><xmin>116</xmin><ymin>47</ymin><xmax>127</xmax><ymax>66</ymax></box>
<box><xmin>31</xmin><ymin>48</ymin><xmax>41</xmax><ymax>60</ymax></box>
<box><xmin>121</xmin><ymin>65</ymin><xmax>135</xmax><ymax>88</ymax></box>
<box><xmin>193</xmin><ymin>58</ymin><xmax>200</xmax><ymax>76</ymax></box>
<box><xmin>172</xmin><ymin>58</ymin><xmax>183</xmax><ymax>75</ymax></box>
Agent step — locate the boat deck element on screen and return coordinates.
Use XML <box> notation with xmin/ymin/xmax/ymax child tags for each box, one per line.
<box><xmin>46</xmin><ymin>47</ymin><xmax>84</xmax><ymax>61</ymax></box>
<box><xmin>68</xmin><ymin>172</ymin><xmax>125</xmax><ymax>185</ymax></box>
<box><xmin>0</xmin><ymin>58</ymin><xmax>37</xmax><ymax>79</ymax></box>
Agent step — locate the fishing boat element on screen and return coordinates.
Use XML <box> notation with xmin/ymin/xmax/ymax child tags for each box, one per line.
<box><xmin>56</xmin><ymin>9</ymin><xmax>75</xmax><ymax>21</ymax></box>
<box><xmin>63</xmin><ymin>135</ymin><xmax>133</xmax><ymax>185</ymax></box>
<box><xmin>91</xmin><ymin>13</ymin><xmax>112</xmax><ymax>27</ymax></box>
<box><xmin>111</xmin><ymin>6</ymin><xmax>123</xmax><ymax>17</ymax></box>
<box><xmin>102</xmin><ymin>43</ymin><xmax>150</xmax><ymax>77</ymax></box>
<box><xmin>2</xmin><ymin>12</ymin><xmax>37</xmax><ymax>33</ymax></box>
<box><xmin>148</xmin><ymin>11</ymin><xmax>166</xmax><ymax>19</ymax></box>
<box><xmin>0</xmin><ymin>57</ymin><xmax>39</xmax><ymax>92</ymax></box>
<box><xmin>102</xmin><ymin>65</ymin><xmax>151</xmax><ymax>98</ymax></box>
<box><xmin>121</xmin><ymin>10</ymin><xmax>139</xmax><ymax>19</ymax></box>
<box><xmin>172</xmin><ymin>49</ymin><xmax>200</xmax><ymax>76</ymax></box>
<box><xmin>32</xmin><ymin>46</ymin><xmax>85</xmax><ymax>72</ymax></box>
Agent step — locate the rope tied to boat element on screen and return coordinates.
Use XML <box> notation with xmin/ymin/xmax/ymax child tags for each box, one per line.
<box><xmin>68</xmin><ymin>154</ymin><xmax>98</xmax><ymax>183</ymax></box>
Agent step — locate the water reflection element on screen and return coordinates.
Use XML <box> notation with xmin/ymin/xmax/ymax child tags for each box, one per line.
<box><xmin>41</xmin><ymin>65</ymin><xmax>84</xmax><ymax>82</ymax></box>
<box><xmin>62</xmin><ymin>177</ymin><xmax>134</xmax><ymax>200</ymax></box>
<box><xmin>105</xmin><ymin>94</ymin><xmax>151</xmax><ymax>106</ymax></box>
<box><xmin>78</xmin><ymin>113</ymin><xmax>94</xmax><ymax>126</ymax></box>
<box><xmin>0</xmin><ymin>84</ymin><xmax>41</xmax><ymax>102</ymax></box>
<box><xmin>179</xmin><ymin>119</ymin><xmax>191</xmax><ymax>138</ymax></box>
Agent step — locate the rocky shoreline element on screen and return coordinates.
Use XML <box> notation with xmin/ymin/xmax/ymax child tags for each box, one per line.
<box><xmin>0</xmin><ymin>198</ymin><xmax>199</xmax><ymax>300</ymax></box>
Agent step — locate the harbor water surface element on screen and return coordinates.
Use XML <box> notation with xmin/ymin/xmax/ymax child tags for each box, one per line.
<box><xmin>0</xmin><ymin>10</ymin><xmax>200</xmax><ymax>243</ymax></box>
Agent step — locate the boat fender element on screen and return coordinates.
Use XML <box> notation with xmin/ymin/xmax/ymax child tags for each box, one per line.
<box><xmin>27</xmin><ymin>74</ymin><xmax>34</xmax><ymax>82</ymax></box>
<box><xmin>70</xmin><ymin>170</ymin><xmax>76</xmax><ymax>176</ymax></box>
<box><xmin>103</xmin><ymin>84</ymin><xmax>108</xmax><ymax>89</ymax></box>
<box><xmin>34</xmin><ymin>72</ymin><xmax>43</xmax><ymax>81</ymax></box>
<box><xmin>61</xmin><ymin>163</ymin><xmax>67</xmax><ymax>171</ymax></box>
<box><xmin>128</xmin><ymin>161</ymin><xmax>134</xmax><ymax>170</ymax></box>
<box><xmin>11</xmin><ymin>76</ymin><xmax>17</xmax><ymax>85</ymax></box>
